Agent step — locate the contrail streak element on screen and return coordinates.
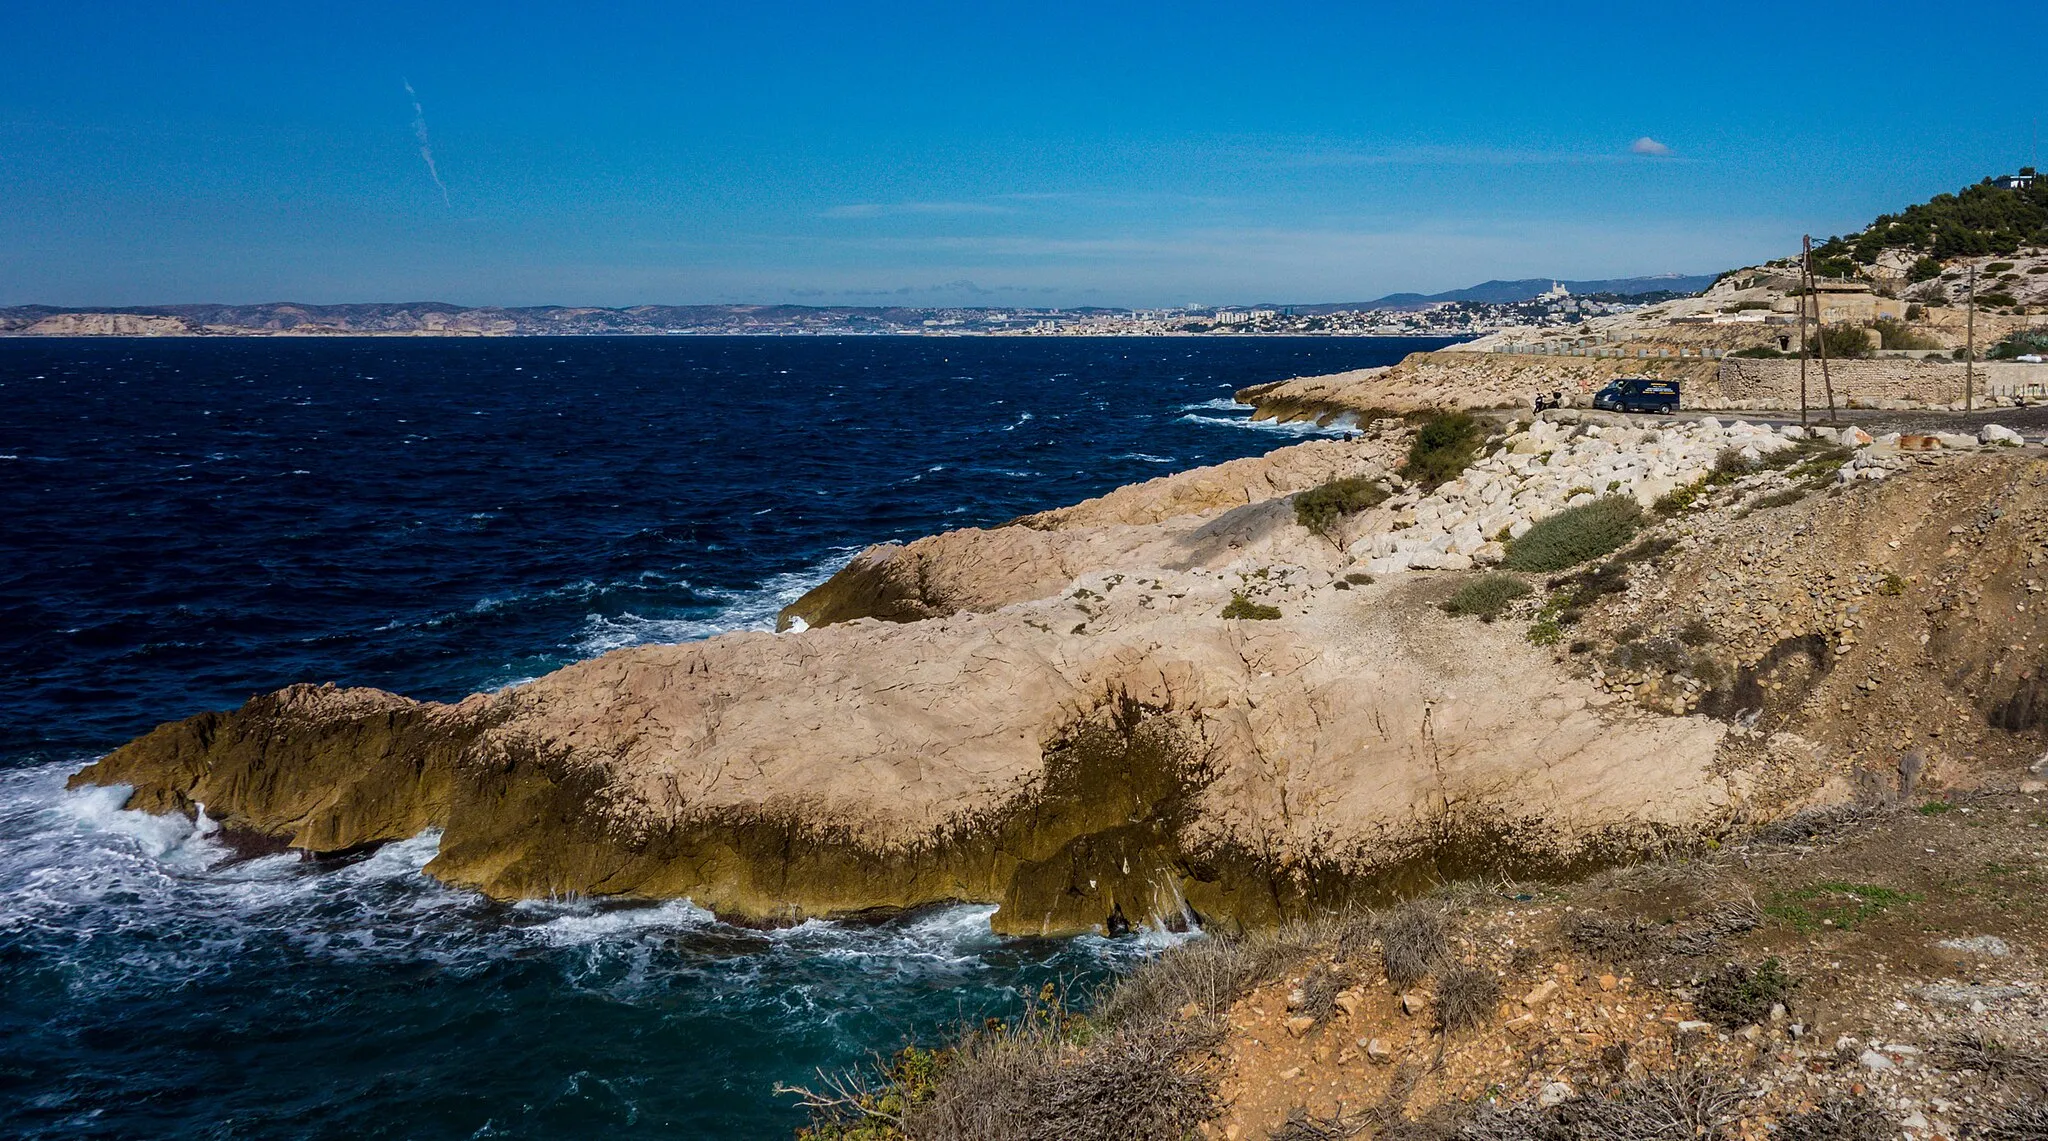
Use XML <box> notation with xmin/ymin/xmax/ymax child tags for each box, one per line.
<box><xmin>403</xmin><ymin>79</ymin><xmax>450</xmax><ymax>206</ymax></box>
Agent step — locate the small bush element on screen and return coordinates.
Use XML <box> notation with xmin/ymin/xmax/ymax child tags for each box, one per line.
<box><xmin>1294</xmin><ymin>476</ymin><xmax>1390</xmax><ymax>538</ymax></box>
<box><xmin>1221</xmin><ymin>594</ymin><xmax>1282</xmax><ymax>621</ymax></box>
<box><xmin>1751</xmin><ymin>486</ymin><xmax>1809</xmax><ymax>510</ymax></box>
<box><xmin>1806</xmin><ymin>325</ymin><xmax>1875</xmax><ymax>359</ymax></box>
<box><xmin>1343</xmin><ymin>572</ymin><xmax>1374</xmax><ymax>585</ymax></box>
<box><xmin>1879</xmin><ymin>571</ymin><xmax>1906</xmax><ymax>596</ymax></box>
<box><xmin>1401</xmin><ymin>411</ymin><xmax>1487</xmax><ymax>491</ymax></box>
<box><xmin>1677</xmin><ymin>618</ymin><xmax>1716</xmax><ymax>646</ymax></box>
<box><xmin>1729</xmin><ymin>345</ymin><xmax>1787</xmax><ymax>359</ymax></box>
<box><xmin>1709</xmin><ymin>447</ymin><xmax>1757</xmax><ymax>483</ymax></box>
<box><xmin>1978</xmin><ymin>291</ymin><xmax>2020</xmax><ymax>308</ymax></box>
<box><xmin>1441</xmin><ymin>574</ymin><xmax>1533</xmax><ymax>621</ymax></box>
<box><xmin>1654</xmin><ymin>478</ymin><xmax>1708</xmax><ymax>515</ymax></box>
<box><xmin>1692</xmin><ymin>958</ymin><xmax>1794</xmax><ymax>1030</ymax></box>
<box><xmin>1872</xmin><ymin>317</ymin><xmax>1942</xmax><ymax>350</ymax></box>
<box><xmin>1434</xmin><ymin>967</ymin><xmax>1501</xmax><ymax>1034</ymax></box>
<box><xmin>1501</xmin><ymin>497</ymin><xmax>1645</xmax><ymax>572</ymax></box>
<box><xmin>1990</xmin><ymin>329</ymin><xmax>2048</xmax><ymax>360</ymax></box>
<box><xmin>1380</xmin><ymin>903</ymin><xmax>1447</xmax><ymax>988</ymax></box>
<box><xmin>1987</xmin><ymin>261</ymin><xmax>2016</xmax><ymax>274</ymax></box>
<box><xmin>1907</xmin><ymin>255</ymin><xmax>1944</xmax><ymax>283</ymax></box>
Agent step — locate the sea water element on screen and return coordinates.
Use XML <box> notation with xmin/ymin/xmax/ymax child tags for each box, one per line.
<box><xmin>0</xmin><ymin>335</ymin><xmax>1456</xmax><ymax>1139</ymax></box>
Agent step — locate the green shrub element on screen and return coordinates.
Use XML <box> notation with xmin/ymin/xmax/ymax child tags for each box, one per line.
<box><xmin>1907</xmin><ymin>255</ymin><xmax>1944</xmax><ymax>283</ymax></box>
<box><xmin>1292</xmin><ymin>476</ymin><xmax>1390</xmax><ymax>537</ymax></box>
<box><xmin>1400</xmin><ymin>411</ymin><xmax>1486</xmax><ymax>491</ymax></box>
<box><xmin>1990</xmin><ymin>329</ymin><xmax>2048</xmax><ymax>359</ymax></box>
<box><xmin>1806</xmin><ymin>325</ymin><xmax>1875</xmax><ymax>359</ymax></box>
<box><xmin>1655</xmin><ymin>478</ymin><xmax>1709</xmax><ymax>515</ymax></box>
<box><xmin>1871</xmin><ymin>317</ymin><xmax>1941</xmax><ymax>350</ymax></box>
<box><xmin>1978</xmin><ymin>291</ymin><xmax>2020</xmax><ymax>308</ymax></box>
<box><xmin>1503</xmin><ymin>497</ymin><xmax>1645</xmax><ymax>572</ymax></box>
<box><xmin>1987</xmin><ymin>261</ymin><xmax>2016</xmax><ymax>273</ymax></box>
<box><xmin>1730</xmin><ymin>345</ymin><xmax>1788</xmax><ymax>359</ymax></box>
<box><xmin>1221</xmin><ymin>594</ymin><xmax>1281</xmax><ymax>620</ymax></box>
<box><xmin>1694</xmin><ymin>959</ymin><xmax>1796</xmax><ymax>1030</ymax></box>
<box><xmin>1708</xmin><ymin>447</ymin><xmax>1757</xmax><ymax>484</ymax></box>
<box><xmin>1441</xmin><ymin>573</ymin><xmax>1532</xmax><ymax>621</ymax></box>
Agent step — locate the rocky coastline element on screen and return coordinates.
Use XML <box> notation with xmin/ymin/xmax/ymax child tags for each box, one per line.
<box><xmin>69</xmin><ymin>404</ymin><xmax>2048</xmax><ymax>942</ymax></box>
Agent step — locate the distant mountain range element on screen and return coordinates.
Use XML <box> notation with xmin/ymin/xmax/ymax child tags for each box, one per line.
<box><xmin>1283</xmin><ymin>274</ymin><xmax>1719</xmax><ymax>313</ymax></box>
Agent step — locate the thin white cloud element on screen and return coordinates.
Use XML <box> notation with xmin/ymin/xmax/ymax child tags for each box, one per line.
<box><xmin>1630</xmin><ymin>137</ymin><xmax>1674</xmax><ymax>157</ymax></box>
<box><xmin>821</xmin><ymin>201</ymin><xmax>1011</xmax><ymax>219</ymax></box>
<box><xmin>403</xmin><ymin>79</ymin><xmax>450</xmax><ymax>205</ymax></box>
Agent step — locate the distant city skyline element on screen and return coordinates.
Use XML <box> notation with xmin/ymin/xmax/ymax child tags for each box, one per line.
<box><xmin>3</xmin><ymin>0</ymin><xmax>2043</xmax><ymax>308</ymax></box>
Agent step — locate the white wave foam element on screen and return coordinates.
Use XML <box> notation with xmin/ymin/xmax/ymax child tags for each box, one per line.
<box><xmin>515</xmin><ymin>897</ymin><xmax>717</xmax><ymax>946</ymax></box>
<box><xmin>1177</xmin><ymin>411</ymin><xmax>1354</xmax><ymax>437</ymax></box>
<box><xmin>1117</xmin><ymin>453</ymin><xmax>1175</xmax><ymax>464</ymax></box>
<box><xmin>570</xmin><ymin>552</ymin><xmax>854</xmax><ymax>656</ymax></box>
<box><xmin>1178</xmin><ymin>397</ymin><xmax>1250</xmax><ymax>412</ymax></box>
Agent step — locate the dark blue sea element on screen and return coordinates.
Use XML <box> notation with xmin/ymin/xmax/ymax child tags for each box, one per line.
<box><xmin>0</xmin><ymin>335</ymin><xmax>1454</xmax><ymax>1140</ymax></box>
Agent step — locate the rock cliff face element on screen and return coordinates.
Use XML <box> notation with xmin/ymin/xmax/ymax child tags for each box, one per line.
<box><xmin>76</xmin><ymin>421</ymin><xmax>2043</xmax><ymax>937</ymax></box>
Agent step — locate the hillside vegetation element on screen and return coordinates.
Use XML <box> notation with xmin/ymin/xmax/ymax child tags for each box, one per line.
<box><xmin>1812</xmin><ymin>170</ymin><xmax>2048</xmax><ymax>275</ymax></box>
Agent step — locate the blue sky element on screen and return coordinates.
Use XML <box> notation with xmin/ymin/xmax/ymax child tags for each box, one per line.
<box><xmin>3</xmin><ymin>1</ymin><xmax>2043</xmax><ymax>308</ymax></box>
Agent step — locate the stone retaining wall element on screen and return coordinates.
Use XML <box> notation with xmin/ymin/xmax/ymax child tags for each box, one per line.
<box><xmin>1715</xmin><ymin>358</ymin><xmax>2048</xmax><ymax>410</ymax></box>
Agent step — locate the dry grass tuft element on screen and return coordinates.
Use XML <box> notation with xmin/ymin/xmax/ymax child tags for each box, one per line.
<box><xmin>902</xmin><ymin>1017</ymin><xmax>1219</xmax><ymax>1141</ymax></box>
<box><xmin>1773</xmin><ymin>1098</ymin><xmax>1894</xmax><ymax>1141</ymax></box>
<box><xmin>1093</xmin><ymin>926</ymin><xmax>1316</xmax><ymax>1031</ymax></box>
<box><xmin>1455</xmin><ymin>1063</ymin><xmax>1748</xmax><ymax>1140</ymax></box>
<box><xmin>1267</xmin><ymin>1104</ymin><xmax>1367</xmax><ymax>1140</ymax></box>
<box><xmin>1937</xmin><ymin>1035</ymin><xmax>2048</xmax><ymax>1094</ymax></box>
<box><xmin>1298</xmin><ymin>960</ymin><xmax>1357</xmax><ymax>1026</ymax></box>
<box><xmin>1980</xmin><ymin>1105</ymin><xmax>2048</xmax><ymax>1141</ymax></box>
<box><xmin>1433</xmin><ymin>967</ymin><xmax>1501</xmax><ymax>1034</ymax></box>
<box><xmin>1380</xmin><ymin>902</ymin><xmax>1449</xmax><ymax>989</ymax></box>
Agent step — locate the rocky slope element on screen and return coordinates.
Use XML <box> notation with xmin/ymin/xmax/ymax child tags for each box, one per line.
<box><xmin>70</xmin><ymin>413</ymin><xmax>2048</xmax><ymax>940</ymax></box>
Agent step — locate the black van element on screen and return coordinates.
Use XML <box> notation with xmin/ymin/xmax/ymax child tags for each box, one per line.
<box><xmin>1591</xmin><ymin>376</ymin><xmax>1681</xmax><ymax>414</ymax></box>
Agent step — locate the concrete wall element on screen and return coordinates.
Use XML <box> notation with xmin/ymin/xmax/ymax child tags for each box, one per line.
<box><xmin>1714</xmin><ymin>358</ymin><xmax>2048</xmax><ymax>410</ymax></box>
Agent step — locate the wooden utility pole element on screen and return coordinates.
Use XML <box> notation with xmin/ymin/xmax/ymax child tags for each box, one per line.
<box><xmin>1799</xmin><ymin>236</ymin><xmax>1812</xmax><ymax>427</ymax></box>
<box><xmin>1965</xmin><ymin>262</ymin><xmax>1977</xmax><ymax>411</ymax></box>
<box><xmin>1804</xmin><ymin>237</ymin><xmax>1838</xmax><ymax>421</ymax></box>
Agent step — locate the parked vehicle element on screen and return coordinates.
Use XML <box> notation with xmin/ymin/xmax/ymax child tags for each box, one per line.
<box><xmin>1591</xmin><ymin>376</ymin><xmax>1681</xmax><ymax>414</ymax></box>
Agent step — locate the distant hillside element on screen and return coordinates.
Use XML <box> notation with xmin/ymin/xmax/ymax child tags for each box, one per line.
<box><xmin>1285</xmin><ymin>274</ymin><xmax>1718</xmax><ymax>314</ymax></box>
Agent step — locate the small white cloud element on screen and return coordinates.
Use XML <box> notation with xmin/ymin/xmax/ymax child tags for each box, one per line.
<box><xmin>1630</xmin><ymin>137</ymin><xmax>1673</xmax><ymax>157</ymax></box>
